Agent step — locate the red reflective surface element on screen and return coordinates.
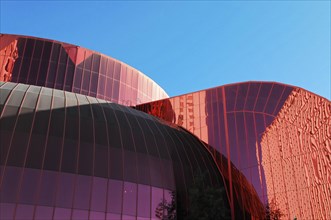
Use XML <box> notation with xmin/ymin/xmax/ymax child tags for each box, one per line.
<box><xmin>0</xmin><ymin>34</ymin><xmax>168</xmax><ymax>105</ymax></box>
<box><xmin>137</xmin><ymin>82</ymin><xmax>331</xmax><ymax>219</ymax></box>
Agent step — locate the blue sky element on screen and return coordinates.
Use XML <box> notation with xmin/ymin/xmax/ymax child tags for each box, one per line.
<box><xmin>1</xmin><ymin>1</ymin><xmax>330</xmax><ymax>99</ymax></box>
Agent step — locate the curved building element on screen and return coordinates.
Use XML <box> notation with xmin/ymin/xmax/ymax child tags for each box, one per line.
<box><xmin>0</xmin><ymin>34</ymin><xmax>168</xmax><ymax>105</ymax></box>
<box><xmin>1</xmin><ymin>34</ymin><xmax>330</xmax><ymax>220</ymax></box>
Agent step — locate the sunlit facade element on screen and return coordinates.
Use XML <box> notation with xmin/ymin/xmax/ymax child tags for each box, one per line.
<box><xmin>1</xmin><ymin>34</ymin><xmax>330</xmax><ymax>220</ymax></box>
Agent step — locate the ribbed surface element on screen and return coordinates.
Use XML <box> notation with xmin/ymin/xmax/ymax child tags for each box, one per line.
<box><xmin>0</xmin><ymin>82</ymin><xmax>226</xmax><ymax>220</ymax></box>
<box><xmin>0</xmin><ymin>34</ymin><xmax>168</xmax><ymax>106</ymax></box>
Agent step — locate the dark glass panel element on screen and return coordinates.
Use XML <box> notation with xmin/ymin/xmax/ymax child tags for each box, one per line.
<box><xmin>90</xmin><ymin>177</ymin><xmax>107</xmax><ymax>212</ymax></box>
<box><xmin>139</xmin><ymin>119</ymin><xmax>158</xmax><ymax>157</ymax></box>
<box><xmin>31</xmin><ymin>110</ymin><xmax>51</xmax><ymax>135</ymax></box>
<box><xmin>109</xmin><ymin>148</ymin><xmax>123</xmax><ymax>180</ymax></box>
<box><xmin>18</xmin><ymin>168</ymin><xmax>40</xmax><ymax>204</ymax></box>
<box><xmin>18</xmin><ymin>57</ymin><xmax>31</xmax><ymax>82</ymax></box>
<box><xmin>78</xmin><ymin>142</ymin><xmax>93</xmax><ymax>176</ymax></box>
<box><xmin>33</xmin><ymin>40</ymin><xmax>44</xmax><ymax>59</ymax></box>
<box><xmin>65</xmin><ymin>62</ymin><xmax>75</xmax><ymax>90</ymax></box>
<box><xmin>94</xmin><ymin>145</ymin><xmax>108</xmax><ymax>178</ymax></box>
<box><xmin>0</xmin><ymin>130</ymin><xmax>12</xmax><ymax>165</ymax></box>
<box><xmin>127</xmin><ymin>115</ymin><xmax>147</xmax><ymax>154</ymax></box>
<box><xmin>123</xmin><ymin>150</ymin><xmax>138</xmax><ymax>182</ymax></box>
<box><xmin>61</xmin><ymin>139</ymin><xmax>78</xmax><ymax>173</ymax></box>
<box><xmin>103</xmin><ymin>105</ymin><xmax>121</xmax><ymax>149</ymax></box>
<box><xmin>59</xmin><ymin>47</ymin><xmax>68</xmax><ymax>64</ymax></box>
<box><xmin>106</xmin><ymin>59</ymin><xmax>115</xmax><ymax>79</ymax></box>
<box><xmin>107</xmin><ymin>179</ymin><xmax>123</xmax><ymax>214</ymax></box>
<box><xmin>73</xmin><ymin>175</ymin><xmax>92</xmax><ymax>210</ymax></box>
<box><xmin>37</xmin><ymin>61</ymin><xmax>49</xmax><ymax>86</ymax></box>
<box><xmin>136</xmin><ymin>152</ymin><xmax>151</xmax><ymax>185</ymax></box>
<box><xmin>46</xmin><ymin>62</ymin><xmax>57</xmax><ymax>86</ymax></box>
<box><xmin>115</xmin><ymin>111</ymin><xmax>134</xmax><ymax>151</ymax></box>
<box><xmin>43</xmin><ymin>136</ymin><xmax>62</xmax><ymax>171</ymax></box>
<box><xmin>0</xmin><ymin>166</ymin><xmax>21</xmax><ymax>203</ymax></box>
<box><xmin>235</xmin><ymin>83</ymin><xmax>249</xmax><ymax>111</ymax></box>
<box><xmin>11</xmin><ymin>38</ymin><xmax>26</xmax><ymax>79</ymax></box>
<box><xmin>245</xmin><ymin>112</ymin><xmax>259</xmax><ymax>168</ymax></box>
<box><xmin>42</xmin><ymin>41</ymin><xmax>52</xmax><ymax>61</ymax></box>
<box><xmin>7</xmin><ymin>132</ymin><xmax>29</xmax><ymax>167</ymax></box>
<box><xmin>254</xmin><ymin>83</ymin><xmax>272</xmax><ymax>112</ymax></box>
<box><xmin>55</xmin><ymin>63</ymin><xmax>66</xmax><ymax>88</ymax></box>
<box><xmin>149</xmin><ymin>156</ymin><xmax>164</xmax><ymax>188</ymax></box>
<box><xmin>24</xmin><ymin>38</ymin><xmax>35</xmax><ymax>58</ymax></box>
<box><xmin>123</xmin><ymin>182</ymin><xmax>137</xmax><ymax>216</ymax></box>
<box><xmin>92</xmin><ymin>54</ymin><xmax>101</xmax><ymax>72</ymax></box>
<box><xmin>50</xmin><ymin>43</ymin><xmax>61</xmax><ymax>62</ymax></box>
<box><xmin>28</xmin><ymin>59</ymin><xmax>40</xmax><ymax>84</ymax></box>
<box><xmin>55</xmin><ymin>172</ymin><xmax>75</xmax><ymax>208</ymax></box>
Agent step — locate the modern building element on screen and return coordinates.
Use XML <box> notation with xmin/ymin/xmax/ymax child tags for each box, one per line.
<box><xmin>0</xmin><ymin>34</ymin><xmax>330</xmax><ymax>220</ymax></box>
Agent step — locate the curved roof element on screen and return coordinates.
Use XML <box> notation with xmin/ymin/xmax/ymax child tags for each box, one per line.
<box><xmin>0</xmin><ymin>33</ymin><xmax>168</xmax><ymax>106</ymax></box>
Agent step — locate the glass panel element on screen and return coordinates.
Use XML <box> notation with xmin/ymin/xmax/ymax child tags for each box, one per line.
<box><xmin>123</xmin><ymin>182</ymin><xmax>137</xmax><ymax>216</ymax></box>
<box><xmin>107</xmin><ymin>179</ymin><xmax>123</xmax><ymax>214</ymax></box>
<box><xmin>38</xmin><ymin>170</ymin><xmax>57</xmax><ymax>206</ymax></box>
<box><xmin>0</xmin><ymin>203</ymin><xmax>15</xmax><ymax>219</ymax></box>
<box><xmin>91</xmin><ymin>177</ymin><xmax>107</xmax><ymax>212</ymax></box>
<box><xmin>90</xmin><ymin>211</ymin><xmax>105</xmax><ymax>220</ymax></box>
<box><xmin>137</xmin><ymin>184</ymin><xmax>150</xmax><ymax>218</ymax></box>
<box><xmin>19</xmin><ymin>168</ymin><xmax>40</xmax><ymax>204</ymax></box>
<box><xmin>54</xmin><ymin>208</ymin><xmax>71</xmax><ymax>219</ymax></box>
<box><xmin>56</xmin><ymin>172</ymin><xmax>75</xmax><ymax>208</ymax></box>
<box><xmin>0</xmin><ymin>166</ymin><xmax>21</xmax><ymax>203</ymax></box>
<box><xmin>73</xmin><ymin>175</ymin><xmax>92</xmax><ymax>210</ymax></box>
<box><xmin>151</xmin><ymin>187</ymin><xmax>163</xmax><ymax>219</ymax></box>
<box><xmin>35</xmin><ymin>206</ymin><xmax>53</xmax><ymax>220</ymax></box>
<box><xmin>72</xmin><ymin>210</ymin><xmax>88</xmax><ymax>220</ymax></box>
<box><xmin>15</xmin><ymin>204</ymin><xmax>34</xmax><ymax>220</ymax></box>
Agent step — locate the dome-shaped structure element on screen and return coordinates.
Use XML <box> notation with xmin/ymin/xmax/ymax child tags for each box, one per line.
<box><xmin>0</xmin><ymin>82</ymin><xmax>230</xmax><ymax>220</ymax></box>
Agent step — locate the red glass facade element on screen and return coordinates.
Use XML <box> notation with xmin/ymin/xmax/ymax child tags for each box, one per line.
<box><xmin>1</xmin><ymin>34</ymin><xmax>330</xmax><ymax>220</ymax></box>
<box><xmin>137</xmin><ymin>82</ymin><xmax>331</xmax><ymax>219</ymax></box>
<box><xmin>0</xmin><ymin>34</ymin><xmax>168</xmax><ymax>106</ymax></box>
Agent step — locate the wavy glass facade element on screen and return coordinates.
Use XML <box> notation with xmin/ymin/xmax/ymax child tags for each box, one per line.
<box><xmin>1</xmin><ymin>34</ymin><xmax>330</xmax><ymax>220</ymax></box>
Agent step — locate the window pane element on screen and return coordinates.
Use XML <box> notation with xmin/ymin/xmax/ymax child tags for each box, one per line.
<box><xmin>123</xmin><ymin>182</ymin><xmax>137</xmax><ymax>216</ymax></box>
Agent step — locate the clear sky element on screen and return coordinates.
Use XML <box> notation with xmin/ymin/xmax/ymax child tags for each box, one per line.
<box><xmin>1</xmin><ymin>1</ymin><xmax>330</xmax><ymax>99</ymax></box>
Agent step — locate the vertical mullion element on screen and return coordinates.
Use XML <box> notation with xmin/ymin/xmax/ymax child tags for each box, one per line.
<box><xmin>16</xmin><ymin>38</ymin><xmax>27</xmax><ymax>82</ymax></box>
<box><xmin>25</xmin><ymin>40</ymin><xmax>36</xmax><ymax>84</ymax></box>
<box><xmin>35</xmin><ymin>41</ymin><xmax>45</xmax><ymax>86</ymax></box>
<box><xmin>222</xmin><ymin>86</ymin><xmax>235</xmax><ymax>220</ymax></box>
<box><xmin>44</xmin><ymin>42</ymin><xmax>54</xmax><ymax>86</ymax></box>
<box><xmin>70</xmin><ymin>93</ymin><xmax>81</xmax><ymax>220</ymax></box>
